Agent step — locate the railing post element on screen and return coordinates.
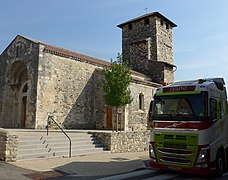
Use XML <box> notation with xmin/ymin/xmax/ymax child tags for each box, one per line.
<box><xmin>47</xmin><ymin>115</ymin><xmax>72</xmax><ymax>158</ymax></box>
<box><xmin>46</xmin><ymin>116</ymin><xmax>51</xmax><ymax>136</ymax></box>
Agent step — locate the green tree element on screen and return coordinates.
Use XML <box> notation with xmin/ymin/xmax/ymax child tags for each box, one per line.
<box><xmin>102</xmin><ymin>53</ymin><xmax>133</xmax><ymax>131</ymax></box>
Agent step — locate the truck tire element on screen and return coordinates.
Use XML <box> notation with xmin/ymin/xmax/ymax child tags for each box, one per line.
<box><xmin>215</xmin><ymin>150</ymin><xmax>224</xmax><ymax>177</ymax></box>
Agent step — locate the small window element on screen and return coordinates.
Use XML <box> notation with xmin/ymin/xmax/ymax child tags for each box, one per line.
<box><xmin>22</xmin><ymin>83</ymin><xmax>28</xmax><ymax>93</ymax></box>
<box><xmin>139</xmin><ymin>93</ymin><xmax>144</xmax><ymax>110</ymax></box>
<box><xmin>166</xmin><ymin>23</ymin><xmax>169</xmax><ymax>29</ymax></box>
<box><xmin>16</xmin><ymin>46</ymin><xmax>19</xmax><ymax>58</ymax></box>
<box><xmin>144</xmin><ymin>18</ymin><xmax>150</xmax><ymax>25</ymax></box>
<box><xmin>128</xmin><ymin>23</ymin><xmax>132</xmax><ymax>30</ymax></box>
<box><xmin>160</xmin><ymin>19</ymin><xmax>164</xmax><ymax>26</ymax></box>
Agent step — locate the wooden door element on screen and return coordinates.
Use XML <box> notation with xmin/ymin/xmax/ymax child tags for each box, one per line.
<box><xmin>21</xmin><ymin>96</ymin><xmax>27</xmax><ymax>128</ymax></box>
<box><xmin>107</xmin><ymin>108</ymin><xmax>112</xmax><ymax>129</ymax></box>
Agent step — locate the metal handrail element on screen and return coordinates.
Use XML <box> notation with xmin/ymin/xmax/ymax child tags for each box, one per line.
<box><xmin>46</xmin><ymin>115</ymin><xmax>71</xmax><ymax>158</ymax></box>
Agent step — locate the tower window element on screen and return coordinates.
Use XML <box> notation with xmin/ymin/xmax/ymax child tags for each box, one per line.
<box><xmin>22</xmin><ymin>83</ymin><xmax>28</xmax><ymax>93</ymax></box>
<box><xmin>166</xmin><ymin>23</ymin><xmax>169</xmax><ymax>29</ymax></box>
<box><xmin>128</xmin><ymin>24</ymin><xmax>132</xmax><ymax>30</ymax></box>
<box><xmin>144</xmin><ymin>18</ymin><xmax>150</xmax><ymax>25</ymax></box>
<box><xmin>16</xmin><ymin>46</ymin><xmax>19</xmax><ymax>58</ymax></box>
<box><xmin>128</xmin><ymin>23</ymin><xmax>132</xmax><ymax>30</ymax></box>
<box><xmin>160</xmin><ymin>19</ymin><xmax>164</xmax><ymax>26</ymax></box>
<box><xmin>139</xmin><ymin>93</ymin><xmax>144</xmax><ymax>110</ymax></box>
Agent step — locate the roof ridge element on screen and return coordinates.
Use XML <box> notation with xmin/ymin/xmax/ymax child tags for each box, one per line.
<box><xmin>17</xmin><ymin>35</ymin><xmax>111</xmax><ymax>67</ymax></box>
<box><xmin>42</xmin><ymin>43</ymin><xmax>111</xmax><ymax>67</ymax></box>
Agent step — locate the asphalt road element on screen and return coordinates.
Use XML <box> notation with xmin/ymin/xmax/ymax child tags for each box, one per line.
<box><xmin>0</xmin><ymin>161</ymin><xmax>36</xmax><ymax>180</ymax></box>
<box><xmin>1</xmin><ymin>159</ymin><xmax>228</xmax><ymax>180</ymax></box>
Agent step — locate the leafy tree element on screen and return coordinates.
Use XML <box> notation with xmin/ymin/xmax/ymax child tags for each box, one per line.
<box><xmin>102</xmin><ymin>53</ymin><xmax>133</xmax><ymax>131</ymax></box>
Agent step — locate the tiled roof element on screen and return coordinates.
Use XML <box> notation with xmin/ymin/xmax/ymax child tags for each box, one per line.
<box><xmin>42</xmin><ymin>43</ymin><xmax>111</xmax><ymax>67</ymax></box>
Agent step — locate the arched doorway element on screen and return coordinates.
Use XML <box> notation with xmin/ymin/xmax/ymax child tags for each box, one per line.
<box><xmin>2</xmin><ymin>61</ymin><xmax>29</xmax><ymax>128</ymax></box>
<box><xmin>21</xmin><ymin>83</ymin><xmax>28</xmax><ymax>128</ymax></box>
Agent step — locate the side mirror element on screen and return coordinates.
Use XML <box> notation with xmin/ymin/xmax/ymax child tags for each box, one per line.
<box><xmin>148</xmin><ymin>100</ymin><xmax>153</xmax><ymax>121</ymax></box>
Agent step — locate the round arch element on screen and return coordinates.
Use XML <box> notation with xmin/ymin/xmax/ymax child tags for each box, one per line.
<box><xmin>4</xmin><ymin>61</ymin><xmax>29</xmax><ymax>128</ymax></box>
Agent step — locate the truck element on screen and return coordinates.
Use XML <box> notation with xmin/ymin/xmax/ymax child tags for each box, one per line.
<box><xmin>148</xmin><ymin>78</ymin><xmax>228</xmax><ymax>177</ymax></box>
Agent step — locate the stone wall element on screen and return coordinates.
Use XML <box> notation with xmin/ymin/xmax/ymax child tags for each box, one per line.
<box><xmin>35</xmin><ymin>46</ymin><xmax>106</xmax><ymax>129</ymax></box>
<box><xmin>35</xmin><ymin>47</ymin><xmax>157</xmax><ymax>131</ymax></box>
<box><xmin>156</xmin><ymin>17</ymin><xmax>174</xmax><ymax>65</ymax></box>
<box><xmin>0</xmin><ymin>54</ymin><xmax>6</xmax><ymax>126</ymax></box>
<box><xmin>0</xmin><ymin>129</ymin><xmax>18</xmax><ymax>162</ymax></box>
<box><xmin>127</xmin><ymin>82</ymin><xmax>155</xmax><ymax>131</ymax></box>
<box><xmin>93</xmin><ymin>130</ymin><xmax>150</xmax><ymax>153</ymax></box>
<box><xmin>120</xmin><ymin>14</ymin><xmax>175</xmax><ymax>84</ymax></box>
<box><xmin>0</xmin><ymin>36</ymin><xmax>39</xmax><ymax>128</ymax></box>
<box><xmin>121</xmin><ymin>16</ymin><xmax>157</xmax><ymax>74</ymax></box>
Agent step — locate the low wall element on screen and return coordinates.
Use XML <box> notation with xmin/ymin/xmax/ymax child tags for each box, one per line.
<box><xmin>0</xmin><ymin>129</ymin><xmax>18</xmax><ymax>162</ymax></box>
<box><xmin>93</xmin><ymin>130</ymin><xmax>150</xmax><ymax>153</ymax></box>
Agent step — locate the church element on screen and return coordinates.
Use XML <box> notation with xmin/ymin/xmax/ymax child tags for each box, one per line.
<box><xmin>0</xmin><ymin>12</ymin><xmax>177</xmax><ymax>132</ymax></box>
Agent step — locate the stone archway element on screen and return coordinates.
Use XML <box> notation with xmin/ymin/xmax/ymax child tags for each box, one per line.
<box><xmin>2</xmin><ymin>61</ymin><xmax>29</xmax><ymax>128</ymax></box>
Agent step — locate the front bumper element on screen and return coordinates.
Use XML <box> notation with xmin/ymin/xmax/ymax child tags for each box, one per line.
<box><xmin>149</xmin><ymin>159</ymin><xmax>216</xmax><ymax>175</ymax></box>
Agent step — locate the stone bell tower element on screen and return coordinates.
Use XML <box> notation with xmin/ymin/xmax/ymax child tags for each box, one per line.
<box><xmin>117</xmin><ymin>12</ymin><xmax>177</xmax><ymax>84</ymax></box>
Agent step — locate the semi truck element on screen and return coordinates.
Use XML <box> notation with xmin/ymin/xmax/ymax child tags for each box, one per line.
<box><xmin>148</xmin><ymin>78</ymin><xmax>228</xmax><ymax>177</ymax></box>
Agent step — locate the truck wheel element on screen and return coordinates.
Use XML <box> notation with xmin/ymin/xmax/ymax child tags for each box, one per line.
<box><xmin>215</xmin><ymin>150</ymin><xmax>224</xmax><ymax>177</ymax></box>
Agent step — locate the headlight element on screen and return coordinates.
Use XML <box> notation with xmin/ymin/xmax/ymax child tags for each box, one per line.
<box><xmin>149</xmin><ymin>144</ymin><xmax>155</xmax><ymax>158</ymax></box>
<box><xmin>197</xmin><ymin>146</ymin><xmax>209</xmax><ymax>163</ymax></box>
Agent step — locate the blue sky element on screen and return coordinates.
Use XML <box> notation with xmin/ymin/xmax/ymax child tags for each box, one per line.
<box><xmin>1</xmin><ymin>0</ymin><xmax>228</xmax><ymax>83</ymax></box>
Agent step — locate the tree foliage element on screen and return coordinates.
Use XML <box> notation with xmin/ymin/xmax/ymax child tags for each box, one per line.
<box><xmin>102</xmin><ymin>53</ymin><xmax>133</xmax><ymax>107</ymax></box>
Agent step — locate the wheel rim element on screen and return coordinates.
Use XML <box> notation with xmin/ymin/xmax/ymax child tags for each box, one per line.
<box><xmin>218</xmin><ymin>157</ymin><xmax>223</xmax><ymax>174</ymax></box>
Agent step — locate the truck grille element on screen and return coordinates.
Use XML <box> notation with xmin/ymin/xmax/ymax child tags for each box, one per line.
<box><xmin>154</xmin><ymin>132</ymin><xmax>198</xmax><ymax>167</ymax></box>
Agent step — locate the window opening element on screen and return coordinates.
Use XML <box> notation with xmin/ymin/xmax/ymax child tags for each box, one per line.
<box><xmin>128</xmin><ymin>23</ymin><xmax>132</xmax><ymax>30</ymax></box>
<box><xmin>139</xmin><ymin>93</ymin><xmax>144</xmax><ymax>110</ymax></box>
<box><xmin>160</xmin><ymin>19</ymin><xmax>164</xmax><ymax>26</ymax></box>
<box><xmin>144</xmin><ymin>18</ymin><xmax>150</xmax><ymax>25</ymax></box>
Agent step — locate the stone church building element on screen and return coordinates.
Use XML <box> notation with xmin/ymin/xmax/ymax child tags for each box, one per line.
<box><xmin>0</xmin><ymin>12</ymin><xmax>176</xmax><ymax>131</ymax></box>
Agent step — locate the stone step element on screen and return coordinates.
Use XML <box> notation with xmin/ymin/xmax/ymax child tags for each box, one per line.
<box><xmin>18</xmin><ymin>140</ymin><xmax>100</xmax><ymax>148</ymax></box>
<box><xmin>17</xmin><ymin>148</ymin><xmax>110</xmax><ymax>161</ymax></box>
<box><xmin>16</xmin><ymin>131</ymin><xmax>108</xmax><ymax>161</ymax></box>
<box><xmin>18</xmin><ymin>133</ymin><xmax>94</xmax><ymax>140</ymax></box>
<box><xmin>18</xmin><ymin>136</ymin><xmax>99</xmax><ymax>144</ymax></box>
<box><xmin>18</xmin><ymin>142</ymin><xmax>104</xmax><ymax>152</ymax></box>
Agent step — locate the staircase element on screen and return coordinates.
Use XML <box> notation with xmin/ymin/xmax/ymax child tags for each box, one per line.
<box><xmin>15</xmin><ymin>130</ymin><xmax>107</xmax><ymax>161</ymax></box>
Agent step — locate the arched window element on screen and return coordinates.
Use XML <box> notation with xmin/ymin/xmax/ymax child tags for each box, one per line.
<box><xmin>139</xmin><ymin>93</ymin><xmax>144</xmax><ymax>110</ymax></box>
<box><xmin>22</xmin><ymin>83</ymin><xmax>28</xmax><ymax>93</ymax></box>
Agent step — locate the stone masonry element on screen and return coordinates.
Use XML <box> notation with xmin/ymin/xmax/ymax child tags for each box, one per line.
<box><xmin>118</xmin><ymin>12</ymin><xmax>177</xmax><ymax>84</ymax></box>
<box><xmin>0</xmin><ymin>128</ymin><xmax>18</xmax><ymax>162</ymax></box>
<box><xmin>93</xmin><ymin>130</ymin><xmax>150</xmax><ymax>153</ymax></box>
<box><xmin>0</xmin><ymin>35</ymin><xmax>161</xmax><ymax>131</ymax></box>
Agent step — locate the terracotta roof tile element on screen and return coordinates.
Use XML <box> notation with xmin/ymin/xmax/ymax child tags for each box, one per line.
<box><xmin>42</xmin><ymin>44</ymin><xmax>111</xmax><ymax>67</ymax></box>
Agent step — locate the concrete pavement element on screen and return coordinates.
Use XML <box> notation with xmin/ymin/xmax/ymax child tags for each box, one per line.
<box><xmin>9</xmin><ymin>151</ymin><xmax>149</xmax><ymax>178</ymax></box>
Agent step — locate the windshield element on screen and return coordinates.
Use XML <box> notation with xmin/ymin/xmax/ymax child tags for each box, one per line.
<box><xmin>152</xmin><ymin>92</ymin><xmax>208</xmax><ymax>121</ymax></box>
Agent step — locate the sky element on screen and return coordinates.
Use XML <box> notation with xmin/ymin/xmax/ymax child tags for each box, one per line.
<box><xmin>1</xmin><ymin>0</ymin><xmax>228</xmax><ymax>83</ymax></box>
